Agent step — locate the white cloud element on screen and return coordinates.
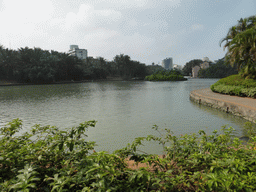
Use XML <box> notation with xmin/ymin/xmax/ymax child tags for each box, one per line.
<box><xmin>0</xmin><ymin>0</ymin><xmax>54</xmax><ymax>46</ymax></box>
<box><xmin>64</xmin><ymin>4</ymin><xmax>122</xmax><ymax>30</ymax></box>
<box><xmin>88</xmin><ymin>0</ymin><xmax>149</xmax><ymax>10</ymax></box>
<box><xmin>1</xmin><ymin>0</ymin><xmax>54</xmax><ymax>23</ymax></box>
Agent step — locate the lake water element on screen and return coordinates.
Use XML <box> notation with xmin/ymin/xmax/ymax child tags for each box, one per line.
<box><xmin>0</xmin><ymin>79</ymin><xmax>253</xmax><ymax>154</ymax></box>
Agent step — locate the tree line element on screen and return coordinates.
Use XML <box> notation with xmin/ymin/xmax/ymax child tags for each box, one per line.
<box><xmin>0</xmin><ymin>46</ymin><xmax>163</xmax><ymax>84</ymax></box>
<box><xmin>198</xmin><ymin>58</ymin><xmax>238</xmax><ymax>78</ymax></box>
<box><xmin>182</xmin><ymin>15</ymin><xmax>256</xmax><ymax>79</ymax></box>
<box><xmin>145</xmin><ymin>68</ymin><xmax>186</xmax><ymax>81</ymax></box>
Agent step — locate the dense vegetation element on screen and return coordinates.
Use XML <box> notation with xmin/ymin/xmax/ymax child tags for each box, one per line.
<box><xmin>210</xmin><ymin>15</ymin><xmax>256</xmax><ymax>96</ymax></box>
<box><xmin>211</xmin><ymin>74</ymin><xmax>256</xmax><ymax>97</ymax></box>
<box><xmin>145</xmin><ymin>69</ymin><xmax>187</xmax><ymax>81</ymax></box>
<box><xmin>220</xmin><ymin>15</ymin><xmax>256</xmax><ymax>79</ymax></box>
<box><xmin>182</xmin><ymin>59</ymin><xmax>203</xmax><ymax>76</ymax></box>
<box><xmin>198</xmin><ymin>58</ymin><xmax>238</xmax><ymax>78</ymax></box>
<box><xmin>0</xmin><ymin>46</ymin><xmax>155</xmax><ymax>84</ymax></box>
<box><xmin>1</xmin><ymin>119</ymin><xmax>256</xmax><ymax>191</ymax></box>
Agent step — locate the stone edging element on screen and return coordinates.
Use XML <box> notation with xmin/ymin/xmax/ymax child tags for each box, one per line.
<box><xmin>190</xmin><ymin>89</ymin><xmax>256</xmax><ymax>123</ymax></box>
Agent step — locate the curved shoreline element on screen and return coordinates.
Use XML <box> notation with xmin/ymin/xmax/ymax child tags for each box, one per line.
<box><xmin>190</xmin><ymin>88</ymin><xmax>256</xmax><ymax>123</ymax></box>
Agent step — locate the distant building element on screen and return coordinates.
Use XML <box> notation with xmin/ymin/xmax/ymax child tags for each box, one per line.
<box><xmin>202</xmin><ymin>57</ymin><xmax>210</xmax><ymax>62</ymax></box>
<box><xmin>162</xmin><ymin>57</ymin><xmax>173</xmax><ymax>70</ymax></box>
<box><xmin>192</xmin><ymin>66</ymin><xmax>200</xmax><ymax>78</ymax></box>
<box><xmin>200</xmin><ymin>62</ymin><xmax>209</xmax><ymax>69</ymax></box>
<box><xmin>173</xmin><ymin>64</ymin><xmax>182</xmax><ymax>70</ymax></box>
<box><xmin>192</xmin><ymin>57</ymin><xmax>211</xmax><ymax>77</ymax></box>
<box><xmin>69</xmin><ymin>45</ymin><xmax>87</xmax><ymax>60</ymax></box>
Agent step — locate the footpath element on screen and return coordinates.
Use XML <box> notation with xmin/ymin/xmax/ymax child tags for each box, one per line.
<box><xmin>190</xmin><ymin>88</ymin><xmax>256</xmax><ymax>123</ymax></box>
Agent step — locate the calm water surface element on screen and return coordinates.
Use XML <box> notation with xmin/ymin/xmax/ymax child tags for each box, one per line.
<box><xmin>0</xmin><ymin>79</ymin><xmax>253</xmax><ymax>154</ymax></box>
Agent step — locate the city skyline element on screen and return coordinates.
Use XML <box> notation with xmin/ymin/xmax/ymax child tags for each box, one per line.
<box><xmin>0</xmin><ymin>0</ymin><xmax>255</xmax><ymax>66</ymax></box>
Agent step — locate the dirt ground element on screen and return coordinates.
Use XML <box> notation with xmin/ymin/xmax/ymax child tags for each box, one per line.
<box><xmin>125</xmin><ymin>155</ymin><xmax>166</xmax><ymax>170</ymax></box>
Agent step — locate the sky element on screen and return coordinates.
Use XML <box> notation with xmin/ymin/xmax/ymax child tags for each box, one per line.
<box><xmin>0</xmin><ymin>0</ymin><xmax>255</xmax><ymax>66</ymax></box>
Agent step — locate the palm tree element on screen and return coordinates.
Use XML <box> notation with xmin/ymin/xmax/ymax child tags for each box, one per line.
<box><xmin>220</xmin><ymin>15</ymin><xmax>256</xmax><ymax>78</ymax></box>
<box><xmin>220</xmin><ymin>15</ymin><xmax>256</xmax><ymax>49</ymax></box>
<box><xmin>225</xmin><ymin>26</ymin><xmax>256</xmax><ymax>78</ymax></box>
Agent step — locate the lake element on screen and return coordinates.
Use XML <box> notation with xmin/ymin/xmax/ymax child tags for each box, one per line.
<box><xmin>0</xmin><ymin>79</ymin><xmax>253</xmax><ymax>154</ymax></box>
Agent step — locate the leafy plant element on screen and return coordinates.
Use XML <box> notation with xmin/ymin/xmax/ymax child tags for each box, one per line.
<box><xmin>1</xmin><ymin>119</ymin><xmax>256</xmax><ymax>191</ymax></box>
<box><xmin>211</xmin><ymin>74</ymin><xmax>256</xmax><ymax>97</ymax></box>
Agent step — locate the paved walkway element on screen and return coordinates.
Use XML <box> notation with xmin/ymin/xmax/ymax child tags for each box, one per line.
<box><xmin>190</xmin><ymin>88</ymin><xmax>256</xmax><ymax>123</ymax></box>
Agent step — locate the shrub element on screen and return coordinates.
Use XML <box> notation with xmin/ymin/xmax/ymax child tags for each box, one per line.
<box><xmin>1</xmin><ymin>119</ymin><xmax>256</xmax><ymax>191</ymax></box>
<box><xmin>211</xmin><ymin>74</ymin><xmax>256</xmax><ymax>98</ymax></box>
<box><xmin>145</xmin><ymin>69</ymin><xmax>187</xmax><ymax>81</ymax></box>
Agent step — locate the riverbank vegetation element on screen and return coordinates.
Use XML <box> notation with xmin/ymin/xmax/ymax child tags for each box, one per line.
<box><xmin>211</xmin><ymin>15</ymin><xmax>256</xmax><ymax>96</ymax></box>
<box><xmin>145</xmin><ymin>69</ymin><xmax>187</xmax><ymax>81</ymax></box>
<box><xmin>211</xmin><ymin>74</ymin><xmax>256</xmax><ymax>97</ymax></box>
<box><xmin>1</xmin><ymin>119</ymin><xmax>256</xmax><ymax>191</ymax></box>
<box><xmin>198</xmin><ymin>58</ymin><xmax>238</xmax><ymax>78</ymax></box>
<box><xmin>220</xmin><ymin>15</ymin><xmax>256</xmax><ymax>80</ymax></box>
<box><xmin>0</xmin><ymin>46</ymin><xmax>162</xmax><ymax>84</ymax></box>
<box><xmin>182</xmin><ymin>59</ymin><xmax>203</xmax><ymax>76</ymax></box>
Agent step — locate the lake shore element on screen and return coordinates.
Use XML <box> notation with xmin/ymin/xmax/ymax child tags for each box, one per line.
<box><xmin>190</xmin><ymin>88</ymin><xmax>256</xmax><ymax>123</ymax></box>
<box><xmin>0</xmin><ymin>77</ymin><xmax>137</xmax><ymax>86</ymax></box>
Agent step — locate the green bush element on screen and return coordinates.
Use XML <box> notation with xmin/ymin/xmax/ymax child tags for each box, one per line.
<box><xmin>1</xmin><ymin>119</ymin><xmax>256</xmax><ymax>191</ymax></box>
<box><xmin>145</xmin><ymin>70</ymin><xmax>187</xmax><ymax>81</ymax></box>
<box><xmin>211</xmin><ymin>74</ymin><xmax>256</xmax><ymax>98</ymax></box>
<box><xmin>216</xmin><ymin>74</ymin><xmax>256</xmax><ymax>88</ymax></box>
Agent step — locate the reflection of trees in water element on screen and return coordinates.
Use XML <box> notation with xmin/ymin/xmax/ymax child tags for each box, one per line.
<box><xmin>190</xmin><ymin>100</ymin><xmax>256</xmax><ymax>136</ymax></box>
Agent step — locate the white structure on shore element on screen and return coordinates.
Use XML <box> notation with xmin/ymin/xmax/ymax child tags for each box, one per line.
<box><xmin>192</xmin><ymin>65</ymin><xmax>201</xmax><ymax>78</ymax></box>
<box><xmin>173</xmin><ymin>64</ymin><xmax>182</xmax><ymax>70</ymax></box>
<box><xmin>191</xmin><ymin>57</ymin><xmax>211</xmax><ymax>77</ymax></box>
<box><xmin>162</xmin><ymin>57</ymin><xmax>173</xmax><ymax>70</ymax></box>
<box><xmin>202</xmin><ymin>57</ymin><xmax>210</xmax><ymax>62</ymax></box>
<box><xmin>69</xmin><ymin>45</ymin><xmax>87</xmax><ymax>60</ymax></box>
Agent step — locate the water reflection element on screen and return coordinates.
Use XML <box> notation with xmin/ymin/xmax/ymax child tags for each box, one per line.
<box><xmin>0</xmin><ymin>79</ymin><xmax>255</xmax><ymax>154</ymax></box>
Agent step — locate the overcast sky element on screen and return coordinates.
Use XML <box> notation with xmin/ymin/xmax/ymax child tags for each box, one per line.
<box><xmin>0</xmin><ymin>0</ymin><xmax>255</xmax><ymax>66</ymax></box>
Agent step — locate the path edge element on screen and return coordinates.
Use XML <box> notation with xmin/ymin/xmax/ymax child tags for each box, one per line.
<box><xmin>190</xmin><ymin>88</ymin><xmax>256</xmax><ymax>123</ymax></box>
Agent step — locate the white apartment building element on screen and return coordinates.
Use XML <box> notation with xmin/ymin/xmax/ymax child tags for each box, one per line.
<box><xmin>69</xmin><ymin>45</ymin><xmax>87</xmax><ymax>60</ymax></box>
<box><xmin>173</xmin><ymin>64</ymin><xmax>182</xmax><ymax>70</ymax></box>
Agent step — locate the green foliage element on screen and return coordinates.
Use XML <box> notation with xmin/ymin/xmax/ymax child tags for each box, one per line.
<box><xmin>1</xmin><ymin>119</ymin><xmax>256</xmax><ymax>191</ymax></box>
<box><xmin>198</xmin><ymin>58</ymin><xmax>238</xmax><ymax>78</ymax></box>
<box><xmin>211</xmin><ymin>74</ymin><xmax>256</xmax><ymax>97</ymax></box>
<box><xmin>145</xmin><ymin>69</ymin><xmax>187</xmax><ymax>81</ymax></box>
<box><xmin>220</xmin><ymin>15</ymin><xmax>256</xmax><ymax>79</ymax></box>
<box><xmin>113</xmin><ymin>54</ymin><xmax>147</xmax><ymax>80</ymax></box>
<box><xmin>115</xmin><ymin>124</ymin><xmax>256</xmax><ymax>191</ymax></box>
<box><xmin>182</xmin><ymin>59</ymin><xmax>203</xmax><ymax>76</ymax></box>
<box><xmin>0</xmin><ymin>46</ymin><xmax>149</xmax><ymax>84</ymax></box>
<box><xmin>146</xmin><ymin>64</ymin><xmax>164</xmax><ymax>76</ymax></box>
<box><xmin>10</xmin><ymin>164</ymin><xmax>40</xmax><ymax>191</ymax></box>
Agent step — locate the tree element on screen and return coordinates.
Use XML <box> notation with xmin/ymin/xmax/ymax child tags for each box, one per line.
<box><xmin>182</xmin><ymin>59</ymin><xmax>203</xmax><ymax>76</ymax></box>
<box><xmin>145</xmin><ymin>64</ymin><xmax>164</xmax><ymax>75</ymax></box>
<box><xmin>198</xmin><ymin>57</ymin><xmax>238</xmax><ymax>78</ymax></box>
<box><xmin>113</xmin><ymin>54</ymin><xmax>132</xmax><ymax>78</ymax></box>
<box><xmin>220</xmin><ymin>15</ymin><xmax>256</xmax><ymax>79</ymax></box>
<box><xmin>220</xmin><ymin>16</ymin><xmax>256</xmax><ymax>50</ymax></box>
<box><xmin>0</xmin><ymin>46</ymin><xmax>19</xmax><ymax>80</ymax></box>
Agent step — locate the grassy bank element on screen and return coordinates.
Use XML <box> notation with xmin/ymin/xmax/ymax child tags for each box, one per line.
<box><xmin>1</xmin><ymin>119</ymin><xmax>256</xmax><ymax>191</ymax></box>
<box><xmin>210</xmin><ymin>74</ymin><xmax>256</xmax><ymax>98</ymax></box>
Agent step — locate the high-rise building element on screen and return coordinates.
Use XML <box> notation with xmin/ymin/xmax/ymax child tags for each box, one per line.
<box><xmin>161</xmin><ymin>58</ymin><xmax>173</xmax><ymax>70</ymax></box>
<box><xmin>69</xmin><ymin>45</ymin><xmax>87</xmax><ymax>60</ymax></box>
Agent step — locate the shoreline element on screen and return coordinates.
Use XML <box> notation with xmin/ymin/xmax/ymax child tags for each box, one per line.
<box><xmin>0</xmin><ymin>78</ymin><xmax>142</xmax><ymax>87</ymax></box>
<box><xmin>190</xmin><ymin>88</ymin><xmax>256</xmax><ymax>123</ymax></box>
